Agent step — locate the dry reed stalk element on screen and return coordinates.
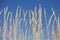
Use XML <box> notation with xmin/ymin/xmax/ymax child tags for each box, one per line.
<box><xmin>14</xmin><ymin>6</ymin><xmax>19</xmax><ymax>40</ymax></box>
<box><xmin>52</xmin><ymin>19</ymin><xmax>56</xmax><ymax>40</ymax></box>
<box><xmin>9</xmin><ymin>13</ymin><xmax>12</xmax><ymax>40</ymax></box>
<box><xmin>3</xmin><ymin>7</ymin><xmax>8</xmax><ymax>40</ymax></box>
<box><xmin>58</xmin><ymin>16</ymin><xmax>60</xmax><ymax>40</ymax></box>
<box><xmin>37</xmin><ymin>5</ymin><xmax>42</xmax><ymax>40</ymax></box>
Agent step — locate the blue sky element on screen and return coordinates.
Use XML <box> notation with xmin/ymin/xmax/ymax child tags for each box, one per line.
<box><xmin>0</xmin><ymin>0</ymin><xmax>60</xmax><ymax>40</ymax></box>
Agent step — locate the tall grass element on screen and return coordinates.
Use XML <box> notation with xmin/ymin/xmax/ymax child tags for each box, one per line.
<box><xmin>0</xmin><ymin>5</ymin><xmax>60</xmax><ymax>40</ymax></box>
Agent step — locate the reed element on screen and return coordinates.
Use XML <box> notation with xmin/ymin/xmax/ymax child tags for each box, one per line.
<box><xmin>58</xmin><ymin>16</ymin><xmax>60</xmax><ymax>40</ymax></box>
<box><xmin>0</xmin><ymin>5</ymin><xmax>59</xmax><ymax>40</ymax></box>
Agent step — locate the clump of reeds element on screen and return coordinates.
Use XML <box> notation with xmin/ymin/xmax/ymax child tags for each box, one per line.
<box><xmin>0</xmin><ymin>5</ymin><xmax>60</xmax><ymax>40</ymax></box>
